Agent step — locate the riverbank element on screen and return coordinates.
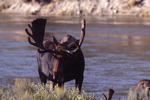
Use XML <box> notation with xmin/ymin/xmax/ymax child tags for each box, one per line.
<box><xmin>0</xmin><ymin>0</ymin><xmax>150</xmax><ymax>17</ymax></box>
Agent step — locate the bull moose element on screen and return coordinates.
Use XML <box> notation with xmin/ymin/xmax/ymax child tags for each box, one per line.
<box><xmin>25</xmin><ymin>18</ymin><xmax>86</xmax><ymax>92</ymax></box>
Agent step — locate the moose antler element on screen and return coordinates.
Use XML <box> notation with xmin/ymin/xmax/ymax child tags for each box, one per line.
<box><xmin>65</xmin><ymin>18</ymin><xmax>86</xmax><ymax>53</ymax></box>
<box><xmin>26</xmin><ymin>18</ymin><xmax>86</xmax><ymax>55</ymax></box>
<box><xmin>25</xmin><ymin>18</ymin><xmax>46</xmax><ymax>49</ymax></box>
<box><xmin>79</xmin><ymin>19</ymin><xmax>86</xmax><ymax>47</ymax></box>
<box><xmin>25</xmin><ymin>18</ymin><xmax>58</xmax><ymax>54</ymax></box>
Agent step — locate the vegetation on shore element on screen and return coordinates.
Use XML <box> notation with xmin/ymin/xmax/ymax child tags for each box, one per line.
<box><xmin>0</xmin><ymin>79</ymin><xmax>96</xmax><ymax>100</ymax></box>
<box><xmin>1</xmin><ymin>79</ymin><xmax>150</xmax><ymax>100</ymax></box>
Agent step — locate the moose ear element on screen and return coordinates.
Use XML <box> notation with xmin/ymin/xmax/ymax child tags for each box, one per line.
<box><xmin>52</xmin><ymin>36</ymin><xmax>59</xmax><ymax>45</ymax></box>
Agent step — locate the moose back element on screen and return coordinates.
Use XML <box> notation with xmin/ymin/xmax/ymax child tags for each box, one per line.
<box><xmin>25</xmin><ymin>18</ymin><xmax>86</xmax><ymax>92</ymax></box>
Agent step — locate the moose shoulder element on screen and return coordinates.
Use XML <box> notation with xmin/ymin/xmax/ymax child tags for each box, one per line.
<box><xmin>25</xmin><ymin>18</ymin><xmax>86</xmax><ymax>92</ymax></box>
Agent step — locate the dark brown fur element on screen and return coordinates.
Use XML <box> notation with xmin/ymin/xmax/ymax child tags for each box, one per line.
<box><xmin>26</xmin><ymin>18</ymin><xmax>86</xmax><ymax>92</ymax></box>
<box><xmin>37</xmin><ymin>36</ymin><xmax>85</xmax><ymax>91</ymax></box>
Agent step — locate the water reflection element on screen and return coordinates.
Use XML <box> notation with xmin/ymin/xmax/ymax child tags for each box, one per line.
<box><xmin>1</xmin><ymin>15</ymin><xmax>150</xmax><ymax>99</ymax></box>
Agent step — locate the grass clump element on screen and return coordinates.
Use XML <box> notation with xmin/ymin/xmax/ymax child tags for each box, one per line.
<box><xmin>127</xmin><ymin>88</ymin><xmax>150</xmax><ymax>100</ymax></box>
<box><xmin>1</xmin><ymin>79</ymin><xmax>150</xmax><ymax>100</ymax></box>
<box><xmin>0</xmin><ymin>79</ymin><xmax>96</xmax><ymax>100</ymax></box>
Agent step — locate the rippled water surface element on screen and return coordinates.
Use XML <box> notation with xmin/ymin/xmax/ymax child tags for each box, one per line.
<box><xmin>1</xmin><ymin>14</ymin><xmax>150</xmax><ymax>99</ymax></box>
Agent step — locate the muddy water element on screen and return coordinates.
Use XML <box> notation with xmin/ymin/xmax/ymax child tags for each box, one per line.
<box><xmin>1</xmin><ymin>14</ymin><xmax>150</xmax><ymax>99</ymax></box>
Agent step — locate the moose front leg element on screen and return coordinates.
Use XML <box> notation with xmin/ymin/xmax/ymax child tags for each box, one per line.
<box><xmin>38</xmin><ymin>71</ymin><xmax>47</xmax><ymax>86</ymax></box>
<box><xmin>58</xmin><ymin>82</ymin><xmax>64</xmax><ymax>90</ymax></box>
<box><xmin>50</xmin><ymin>81</ymin><xmax>55</xmax><ymax>90</ymax></box>
<box><xmin>58</xmin><ymin>77</ymin><xmax>64</xmax><ymax>89</ymax></box>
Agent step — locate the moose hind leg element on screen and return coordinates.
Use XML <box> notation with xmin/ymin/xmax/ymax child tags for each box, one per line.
<box><xmin>75</xmin><ymin>76</ymin><xmax>83</xmax><ymax>93</ymax></box>
<box><xmin>58</xmin><ymin>82</ymin><xmax>64</xmax><ymax>89</ymax></box>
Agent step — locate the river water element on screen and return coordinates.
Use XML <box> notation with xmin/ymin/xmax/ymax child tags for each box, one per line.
<box><xmin>1</xmin><ymin>14</ymin><xmax>150</xmax><ymax>99</ymax></box>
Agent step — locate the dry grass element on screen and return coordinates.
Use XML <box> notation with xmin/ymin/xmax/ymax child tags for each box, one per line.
<box><xmin>1</xmin><ymin>79</ymin><xmax>150</xmax><ymax>100</ymax></box>
<box><xmin>0</xmin><ymin>79</ymin><xmax>96</xmax><ymax>100</ymax></box>
<box><xmin>127</xmin><ymin>88</ymin><xmax>150</xmax><ymax>100</ymax></box>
